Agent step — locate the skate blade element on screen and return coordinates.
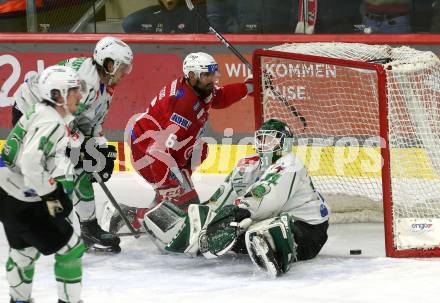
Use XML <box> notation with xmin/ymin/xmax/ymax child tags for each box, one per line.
<box><xmin>86</xmin><ymin>244</ymin><xmax>122</xmax><ymax>254</ymax></box>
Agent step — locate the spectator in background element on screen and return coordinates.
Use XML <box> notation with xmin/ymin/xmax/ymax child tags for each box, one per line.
<box><xmin>122</xmin><ymin>0</ymin><xmax>207</xmax><ymax>33</ymax></box>
<box><xmin>205</xmin><ymin>0</ymin><xmax>235</xmax><ymax>33</ymax></box>
<box><xmin>313</xmin><ymin>0</ymin><xmax>363</xmax><ymax>34</ymax></box>
<box><xmin>360</xmin><ymin>0</ymin><xmax>412</xmax><ymax>33</ymax></box>
<box><xmin>412</xmin><ymin>0</ymin><xmax>434</xmax><ymax>33</ymax></box>
<box><xmin>294</xmin><ymin>0</ymin><xmax>317</xmax><ymax>34</ymax></box>
<box><xmin>206</xmin><ymin>0</ymin><xmax>296</xmax><ymax>34</ymax></box>
<box><xmin>431</xmin><ymin>0</ymin><xmax>440</xmax><ymax>32</ymax></box>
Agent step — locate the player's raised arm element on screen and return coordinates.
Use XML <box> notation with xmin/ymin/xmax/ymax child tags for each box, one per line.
<box><xmin>211</xmin><ymin>81</ymin><xmax>250</xmax><ymax>109</ymax></box>
<box><xmin>107</xmin><ymin>52</ymin><xmax>254</xmax><ymax>237</ymax></box>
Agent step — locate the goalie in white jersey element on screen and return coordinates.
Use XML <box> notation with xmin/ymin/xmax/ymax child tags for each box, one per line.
<box><xmin>11</xmin><ymin>36</ymin><xmax>134</xmax><ymax>253</ymax></box>
<box><xmin>142</xmin><ymin>118</ymin><xmax>330</xmax><ymax>277</ymax></box>
<box><xmin>0</xmin><ymin>65</ymin><xmax>86</xmax><ymax>303</ymax></box>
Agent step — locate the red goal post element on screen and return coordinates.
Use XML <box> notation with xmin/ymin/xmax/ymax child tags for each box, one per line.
<box><xmin>252</xmin><ymin>43</ymin><xmax>440</xmax><ymax>257</ymax></box>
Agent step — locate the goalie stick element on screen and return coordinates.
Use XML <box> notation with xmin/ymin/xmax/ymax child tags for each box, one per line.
<box><xmin>184</xmin><ymin>0</ymin><xmax>307</xmax><ymax>129</ymax></box>
<box><xmin>92</xmin><ymin>172</ymin><xmax>143</xmax><ymax>237</ymax></box>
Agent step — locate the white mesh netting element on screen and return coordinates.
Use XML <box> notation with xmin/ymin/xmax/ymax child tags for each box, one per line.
<box><xmin>260</xmin><ymin>43</ymin><xmax>440</xmax><ymax>228</ymax></box>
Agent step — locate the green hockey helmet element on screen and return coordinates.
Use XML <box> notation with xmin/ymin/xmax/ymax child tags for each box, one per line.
<box><xmin>255</xmin><ymin>119</ymin><xmax>293</xmax><ymax>162</ymax></box>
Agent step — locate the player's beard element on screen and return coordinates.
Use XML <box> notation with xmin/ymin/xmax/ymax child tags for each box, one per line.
<box><xmin>193</xmin><ymin>80</ymin><xmax>214</xmax><ymax>99</ymax></box>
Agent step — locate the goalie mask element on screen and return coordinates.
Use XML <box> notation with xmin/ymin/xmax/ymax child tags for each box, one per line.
<box><xmin>255</xmin><ymin>119</ymin><xmax>293</xmax><ymax>163</ymax></box>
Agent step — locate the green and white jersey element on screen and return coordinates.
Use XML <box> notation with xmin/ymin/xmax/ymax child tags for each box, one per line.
<box><xmin>59</xmin><ymin>57</ymin><xmax>113</xmax><ymax>138</ymax></box>
<box><xmin>207</xmin><ymin>154</ymin><xmax>262</xmax><ymax>211</ymax></box>
<box><xmin>0</xmin><ymin>103</ymin><xmax>74</xmax><ymax>202</ymax></box>
<box><xmin>12</xmin><ymin>72</ymin><xmax>41</xmax><ymax>114</ymax></box>
<box><xmin>210</xmin><ymin>153</ymin><xmax>330</xmax><ymax>225</ymax></box>
<box><xmin>14</xmin><ymin>57</ymin><xmax>113</xmax><ymax>139</ymax></box>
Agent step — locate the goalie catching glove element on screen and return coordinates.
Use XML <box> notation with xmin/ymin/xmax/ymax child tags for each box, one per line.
<box><xmin>199</xmin><ymin>205</ymin><xmax>252</xmax><ymax>259</ymax></box>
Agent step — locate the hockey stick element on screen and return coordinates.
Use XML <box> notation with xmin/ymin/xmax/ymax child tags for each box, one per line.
<box><xmin>92</xmin><ymin>172</ymin><xmax>142</xmax><ymax>238</ymax></box>
<box><xmin>184</xmin><ymin>0</ymin><xmax>307</xmax><ymax>129</ymax></box>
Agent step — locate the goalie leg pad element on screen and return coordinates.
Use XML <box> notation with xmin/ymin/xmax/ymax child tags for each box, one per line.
<box><xmin>246</xmin><ymin>232</ymin><xmax>281</xmax><ymax>278</ymax></box>
<box><xmin>143</xmin><ymin>201</ymin><xmax>187</xmax><ymax>252</ymax></box>
<box><xmin>245</xmin><ymin>213</ymin><xmax>297</xmax><ymax>277</ymax></box>
<box><xmin>144</xmin><ymin>202</ymin><xmax>214</xmax><ymax>256</ymax></box>
<box><xmin>167</xmin><ymin>203</ymin><xmax>213</xmax><ymax>256</ymax></box>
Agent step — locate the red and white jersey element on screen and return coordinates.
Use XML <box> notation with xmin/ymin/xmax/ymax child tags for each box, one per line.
<box><xmin>132</xmin><ymin>77</ymin><xmax>248</xmax><ymax>169</ymax></box>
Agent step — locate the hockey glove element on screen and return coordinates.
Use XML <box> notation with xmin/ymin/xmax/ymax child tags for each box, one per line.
<box><xmin>89</xmin><ymin>144</ymin><xmax>117</xmax><ymax>182</ymax></box>
<box><xmin>67</xmin><ymin>137</ymin><xmax>116</xmax><ymax>182</ymax></box>
<box><xmin>245</xmin><ymin>76</ymin><xmax>254</xmax><ymax>97</ymax></box>
<box><xmin>65</xmin><ymin>134</ymin><xmax>90</xmax><ymax>169</ymax></box>
<box><xmin>200</xmin><ymin>205</ymin><xmax>252</xmax><ymax>259</ymax></box>
<box><xmin>41</xmin><ymin>182</ymin><xmax>73</xmax><ymax>218</ymax></box>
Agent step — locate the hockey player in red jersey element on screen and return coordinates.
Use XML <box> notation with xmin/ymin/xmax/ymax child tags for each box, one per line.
<box><xmin>103</xmin><ymin>52</ymin><xmax>253</xmax><ymax>232</ymax></box>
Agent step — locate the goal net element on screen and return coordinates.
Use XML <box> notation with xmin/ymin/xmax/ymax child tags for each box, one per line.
<box><xmin>253</xmin><ymin>42</ymin><xmax>440</xmax><ymax>257</ymax></box>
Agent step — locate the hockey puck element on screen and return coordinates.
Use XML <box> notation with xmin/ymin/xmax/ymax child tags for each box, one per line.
<box><xmin>350</xmin><ymin>249</ymin><xmax>362</xmax><ymax>255</ymax></box>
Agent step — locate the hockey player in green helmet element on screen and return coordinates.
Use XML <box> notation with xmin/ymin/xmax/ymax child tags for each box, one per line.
<box><xmin>142</xmin><ymin>118</ymin><xmax>330</xmax><ymax>277</ymax></box>
<box><xmin>254</xmin><ymin>118</ymin><xmax>295</xmax><ymax>164</ymax></box>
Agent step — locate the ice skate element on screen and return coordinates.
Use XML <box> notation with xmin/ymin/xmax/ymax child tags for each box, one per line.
<box><xmin>80</xmin><ymin>218</ymin><xmax>121</xmax><ymax>253</ymax></box>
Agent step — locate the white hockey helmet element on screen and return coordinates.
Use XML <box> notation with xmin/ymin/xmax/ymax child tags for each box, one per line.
<box><xmin>183</xmin><ymin>52</ymin><xmax>219</xmax><ymax>79</ymax></box>
<box><xmin>38</xmin><ymin>65</ymin><xmax>83</xmax><ymax>105</ymax></box>
<box><xmin>93</xmin><ymin>36</ymin><xmax>133</xmax><ymax>76</ymax></box>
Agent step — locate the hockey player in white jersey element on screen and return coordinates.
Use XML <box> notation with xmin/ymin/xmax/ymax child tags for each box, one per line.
<box><xmin>141</xmin><ymin>119</ymin><xmax>330</xmax><ymax>277</ymax></box>
<box><xmin>0</xmin><ymin>65</ymin><xmax>86</xmax><ymax>303</ymax></box>
<box><xmin>11</xmin><ymin>36</ymin><xmax>134</xmax><ymax>253</ymax></box>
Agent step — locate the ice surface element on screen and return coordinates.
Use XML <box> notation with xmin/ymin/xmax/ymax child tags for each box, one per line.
<box><xmin>1</xmin><ymin>173</ymin><xmax>440</xmax><ymax>303</ymax></box>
